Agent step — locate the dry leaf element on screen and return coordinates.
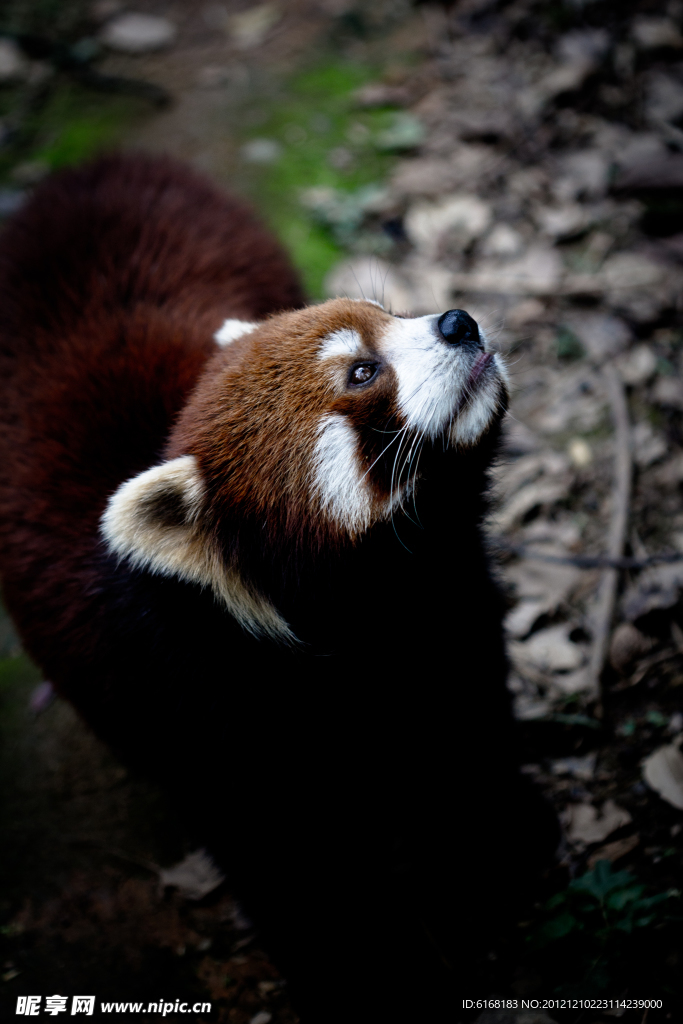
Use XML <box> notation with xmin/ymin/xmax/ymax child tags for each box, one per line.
<box><xmin>642</xmin><ymin>741</ymin><xmax>683</xmax><ymax>810</ymax></box>
<box><xmin>565</xmin><ymin>799</ymin><xmax>632</xmax><ymax>844</ymax></box>
<box><xmin>587</xmin><ymin>833</ymin><xmax>640</xmax><ymax>869</ymax></box>
<box><xmin>158</xmin><ymin>849</ymin><xmax>225</xmax><ymax>901</ymax></box>
<box><xmin>511</xmin><ymin>624</ymin><xmax>585</xmax><ymax>675</ymax></box>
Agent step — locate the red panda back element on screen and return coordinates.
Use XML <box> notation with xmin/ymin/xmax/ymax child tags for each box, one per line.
<box><xmin>0</xmin><ymin>152</ymin><xmax>304</xmax><ymax>524</ymax></box>
<box><xmin>0</xmin><ymin>153</ymin><xmax>304</xmax><ymax>654</ymax></box>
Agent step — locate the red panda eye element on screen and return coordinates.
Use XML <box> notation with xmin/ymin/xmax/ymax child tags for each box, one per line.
<box><xmin>349</xmin><ymin>363</ymin><xmax>377</xmax><ymax>386</ymax></box>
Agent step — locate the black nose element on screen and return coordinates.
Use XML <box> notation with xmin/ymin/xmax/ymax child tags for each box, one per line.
<box><xmin>437</xmin><ymin>308</ymin><xmax>482</xmax><ymax>348</ymax></box>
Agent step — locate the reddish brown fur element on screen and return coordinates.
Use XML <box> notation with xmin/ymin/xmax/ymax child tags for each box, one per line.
<box><xmin>0</xmin><ymin>153</ymin><xmax>304</xmax><ymax>670</ymax></box>
<box><xmin>168</xmin><ymin>299</ymin><xmax>399</xmax><ymax>560</ymax></box>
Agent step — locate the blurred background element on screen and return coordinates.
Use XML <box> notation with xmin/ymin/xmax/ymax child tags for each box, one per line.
<box><xmin>1</xmin><ymin>1</ymin><xmax>683</xmax><ymax>1021</ymax></box>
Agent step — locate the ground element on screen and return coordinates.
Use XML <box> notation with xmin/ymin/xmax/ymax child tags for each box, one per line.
<box><xmin>1</xmin><ymin>1</ymin><xmax>683</xmax><ymax>1022</ymax></box>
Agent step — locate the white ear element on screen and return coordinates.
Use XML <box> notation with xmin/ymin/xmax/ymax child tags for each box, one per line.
<box><xmin>100</xmin><ymin>455</ymin><xmax>293</xmax><ymax>642</ymax></box>
<box><xmin>214</xmin><ymin>319</ymin><xmax>259</xmax><ymax>347</ymax></box>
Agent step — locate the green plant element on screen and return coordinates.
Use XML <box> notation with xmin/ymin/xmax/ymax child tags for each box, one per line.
<box><xmin>524</xmin><ymin>860</ymin><xmax>680</xmax><ymax>996</ymax></box>
<box><xmin>555</xmin><ymin>326</ymin><xmax>585</xmax><ymax>362</ymax></box>
<box><xmin>531</xmin><ymin>860</ymin><xmax>678</xmax><ymax>950</ymax></box>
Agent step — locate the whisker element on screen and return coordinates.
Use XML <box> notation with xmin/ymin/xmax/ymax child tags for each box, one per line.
<box><xmin>360</xmin><ymin>426</ymin><xmax>407</xmax><ymax>483</ymax></box>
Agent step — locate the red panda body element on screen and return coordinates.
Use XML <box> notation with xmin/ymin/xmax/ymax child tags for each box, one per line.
<box><xmin>0</xmin><ymin>155</ymin><xmax>556</xmax><ymax>1021</ymax></box>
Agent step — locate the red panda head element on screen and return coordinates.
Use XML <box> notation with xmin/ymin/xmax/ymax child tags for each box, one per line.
<box><xmin>101</xmin><ymin>298</ymin><xmax>508</xmax><ymax>641</ymax></box>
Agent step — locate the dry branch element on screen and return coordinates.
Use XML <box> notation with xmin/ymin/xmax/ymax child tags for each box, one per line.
<box><xmin>585</xmin><ymin>363</ymin><xmax>632</xmax><ymax>700</ymax></box>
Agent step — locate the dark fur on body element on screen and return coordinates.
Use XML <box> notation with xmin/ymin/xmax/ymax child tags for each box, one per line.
<box><xmin>0</xmin><ymin>154</ymin><xmax>556</xmax><ymax>1021</ymax></box>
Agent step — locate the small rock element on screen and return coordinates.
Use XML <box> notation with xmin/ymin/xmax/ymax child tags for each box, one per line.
<box><xmin>632</xmin><ymin>17</ymin><xmax>683</xmax><ymax>50</ymax></box>
<box><xmin>405</xmin><ymin>194</ymin><xmax>491</xmax><ymax>257</ymax></box>
<box><xmin>557</xmin><ymin>28</ymin><xmax>610</xmax><ymax>65</ymax></box>
<box><xmin>609</xmin><ymin>622</ymin><xmax>652</xmax><ymax>674</ymax></box>
<box><xmin>0</xmin><ymin>190</ymin><xmax>26</xmax><ymax>218</ymax></box>
<box><xmin>0</xmin><ymin>38</ymin><xmax>27</xmax><ymax>81</ymax></box>
<box><xmin>535</xmin><ymin>203</ymin><xmax>588</xmax><ymax>239</ymax></box>
<box><xmin>481</xmin><ymin>223</ymin><xmax>524</xmax><ymax>257</ymax></box>
<box><xmin>100</xmin><ymin>13</ymin><xmax>177</xmax><ymax>54</ymax></box>
<box><xmin>601</xmin><ymin>252</ymin><xmax>662</xmax><ymax>291</ymax></box>
<box><xmin>651</xmin><ymin>375</ymin><xmax>683</xmax><ymax>410</ymax></box>
<box><xmin>241</xmin><ymin>138</ymin><xmax>281</xmax><ymax>164</ymax></box>
<box><xmin>615</xmin><ymin>132</ymin><xmax>668</xmax><ymax>177</ymax></box>
<box><xmin>549</xmin><ymin>753</ymin><xmax>597</xmax><ymax>780</ymax></box>
<box><xmin>453</xmin><ymin>246</ymin><xmax>563</xmax><ymax>296</ymax></box>
<box><xmin>390</xmin><ymin>148</ymin><xmax>497</xmax><ymax>198</ymax></box>
<box><xmin>353</xmin><ymin>82</ymin><xmax>412</xmax><ymax>108</ymax></box>
<box><xmin>617</xmin><ymin>344</ymin><xmax>657</xmax><ymax>386</ymax></box>
<box><xmin>374</xmin><ymin>113</ymin><xmax>425</xmax><ymax>152</ymax></box>
<box><xmin>632</xmin><ymin>420</ymin><xmax>667</xmax><ymax>467</ymax></box>
<box><xmin>10</xmin><ymin>161</ymin><xmax>50</xmax><ymax>186</ymax></box>
<box><xmin>645</xmin><ymin>71</ymin><xmax>683</xmax><ymax>124</ymax></box>
<box><xmin>668</xmin><ymin>711</ymin><xmax>683</xmax><ymax>734</ymax></box>
<box><xmin>567</xmin><ymin>437</ymin><xmax>592</xmax><ymax>468</ymax></box>
<box><xmin>230</xmin><ymin>4</ymin><xmax>280</xmax><ymax>49</ymax></box>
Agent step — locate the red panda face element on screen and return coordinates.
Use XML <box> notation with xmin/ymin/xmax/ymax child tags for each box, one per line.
<box><xmin>101</xmin><ymin>298</ymin><xmax>508</xmax><ymax>641</ymax></box>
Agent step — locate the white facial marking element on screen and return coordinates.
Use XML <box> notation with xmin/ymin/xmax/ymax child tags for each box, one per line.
<box><xmin>101</xmin><ymin>455</ymin><xmax>294</xmax><ymax>642</ymax></box>
<box><xmin>313</xmin><ymin>414</ymin><xmax>406</xmax><ymax>534</ymax></box>
<box><xmin>313</xmin><ymin>414</ymin><xmax>374</xmax><ymax>533</ymax></box>
<box><xmin>379</xmin><ymin>315</ymin><xmax>507</xmax><ymax>445</ymax></box>
<box><xmin>351</xmin><ymin>297</ymin><xmax>384</xmax><ymax>309</ymax></box>
<box><xmin>214</xmin><ymin>319</ymin><xmax>259</xmax><ymax>346</ymax></box>
<box><xmin>318</xmin><ymin>327</ymin><xmax>364</xmax><ymax>360</ymax></box>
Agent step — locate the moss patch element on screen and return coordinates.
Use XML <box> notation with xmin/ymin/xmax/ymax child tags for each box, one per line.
<box><xmin>235</xmin><ymin>61</ymin><xmax>410</xmax><ymax>298</ymax></box>
<box><xmin>0</xmin><ymin>79</ymin><xmax>151</xmax><ymax>182</ymax></box>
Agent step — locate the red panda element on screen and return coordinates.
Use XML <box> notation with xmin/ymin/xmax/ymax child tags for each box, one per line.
<box><xmin>0</xmin><ymin>153</ymin><xmax>556</xmax><ymax>1022</ymax></box>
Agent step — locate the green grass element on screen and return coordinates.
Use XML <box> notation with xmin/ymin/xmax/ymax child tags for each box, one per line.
<box><xmin>0</xmin><ymin>80</ymin><xmax>150</xmax><ymax>182</ymax></box>
<box><xmin>32</xmin><ymin>85</ymin><xmax>149</xmax><ymax>169</ymax></box>
<box><xmin>236</xmin><ymin>61</ymin><xmax>409</xmax><ymax>298</ymax></box>
<box><xmin>0</xmin><ymin>653</ymin><xmax>41</xmax><ymax>697</ymax></box>
<box><xmin>0</xmin><ymin>53</ymin><xmax>415</xmax><ymax>298</ymax></box>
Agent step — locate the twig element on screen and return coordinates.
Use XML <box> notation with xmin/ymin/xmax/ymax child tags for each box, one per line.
<box><xmin>492</xmin><ymin>544</ymin><xmax>683</xmax><ymax>570</ymax></box>
<box><xmin>585</xmin><ymin>363</ymin><xmax>632</xmax><ymax>702</ymax></box>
